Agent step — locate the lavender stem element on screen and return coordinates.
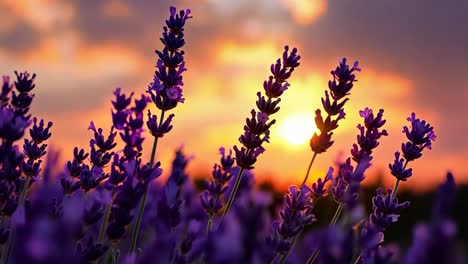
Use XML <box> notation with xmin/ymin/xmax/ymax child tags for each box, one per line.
<box><xmin>221</xmin><ymin>167</ymin><xmax>245</xmax><ymax>219</ymax></box>
<box><xmin>18</xmin><ymin>175</ymin><xmax>31</xmax><ymax>206</ymax></box>
<box><xmin>391</xmin><ymin>160</ymin><xmax>408</xmax><ymax>198</ymax></box>
<box><xmin>206</xmin><ymin>217</ymin><xmax>214</xmax><ymax>234</ymax></box>
<box><xmin>301</xmin><ymin>152</ymin><xmax>318</xmax><ymax>186</ymax></box>
<box><xmin>98</xmin><ymin>189</ymin><xmax>115</xmax><ymax>243</ymax></box>
<box><xmin>129</xmin><ymin>110</ymin><xmax>165</xmax><ymax>253</ymax></box>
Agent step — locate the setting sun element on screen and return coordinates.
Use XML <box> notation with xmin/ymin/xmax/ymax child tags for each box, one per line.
<box><xmin>278</xmin><ymin>113</ymin><xmax>317</xmax><ymax>146</ymax></box>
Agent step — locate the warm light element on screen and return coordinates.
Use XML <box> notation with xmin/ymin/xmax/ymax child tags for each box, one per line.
<box><xmin>278</xmin><ymin>113</ymin><xmax>316</xmax><ymax>146</ymax></box>
<box><xmin>281</xmin><ymin>0</ymin><xmax>327</xmax><ymax>25</ymax></box>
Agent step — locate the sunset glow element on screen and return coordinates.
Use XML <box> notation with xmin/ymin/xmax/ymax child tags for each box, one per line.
<box><xmin>0</xmin><ymin>0</ymin><xmax>465</xmax><ymax>192</ymax></box>
<box><xmin>278</xmin><ymin>113</ymin><xmax>316</xmax><ymax>146</ymax></box>
<box><xmin>0</xmin><ymin>3</ymin><xmax>466</xmax><ymax>262</ymax></box>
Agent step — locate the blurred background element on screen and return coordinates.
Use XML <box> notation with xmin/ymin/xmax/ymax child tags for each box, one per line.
<box><xmin>0</xmin><ymin>0</ymin><xmax>467</xmax><ymax>193</ymax></box>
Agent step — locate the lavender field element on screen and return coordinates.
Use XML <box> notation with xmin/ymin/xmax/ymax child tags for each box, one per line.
<box><xmin>0</xmin><ymin>1</ymin><xmax>466</xmax><ymax>264</ymax></box>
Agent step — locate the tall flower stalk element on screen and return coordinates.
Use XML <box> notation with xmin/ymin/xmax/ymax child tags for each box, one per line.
<box><xmin>307</xmin><ymin>108</ymin><xmax>388</xmax><ymax>264</ymax></box>
<box><xmin>129</xmin><ymin>6</ymin><xmax>192</xmax><ymax>253</ymax></box>
<box><xmin>201</xmin><ymin>148</ymin><xmax>234</xmax><ymax>233</ymax></box>
<box><xmin>220</xmin><ymin>46</ymin><xmax>301</xmax><ymax>221</ymax></box>
<box><xmin>302</xmin><ymin>58</ymin><xmax>360</xmax><ymax>186</ymax></box>
<box><xmin>0</xmin><ymin>72</ymin><xmax>36</xmax><ymax>264</ymax></box>
<box><xmin>389</xmin><ymin>113</ymin><xmax>435</xmax><ymax>197</ymax></box>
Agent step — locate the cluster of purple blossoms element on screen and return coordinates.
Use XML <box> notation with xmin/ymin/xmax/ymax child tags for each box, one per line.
<box><xmin>332</xmin><ymin>108</ymin><xmax>388</xmax><ymax>211</ymax></box>
<box><xmin>265</xmin><ymin>185</ymin><xmax>315</xmax><ymax>262</ymax></box>
<box><xmin>104</xmin><ymin>89</ymin><xmax>162</xmax><ymax>247</ymax></box>
<box><xmin>146</xmin><ymin>6</ymin><xmax>192</xmax><ymax>138</ymax></box>
<box><xmin>310</xmin><ymin>167</ymin><xmax>334</xmax><ymax>200</ymax></box>
<box><xmin>156</xmin><ymin>147</ymin><xmax>191</xmax><ymax>231</ymax></box>
<box><xmin>353</xmin><ymin>113</ymin><xmax>436</xmax><ymax>263</ymax></box>
<box><xmin>0</xmin><ymin>72</ymin><xmax>53</xmax><ymax>258</ymax></box>
<box><xmin>234</xmin><ymin>46</ymin><xmax>301</xmax><ymax>171</ymax></box>
<box><xmin>60</xmin><ymin>121</ymin><xmax>116</xmax><ymax>197</ymax></box>
<box><xmin>19</xmin><ymin>117</ymin><xmax>53</xmax><ymax>205</ymax></box>
<box><xmin>128</xmin><ymin>6</ymin><xmax>192</xmax><ymax>255</ymax></box>
<box><xmin>214</xmin><ymin>46</ymin><xmax>300</xmax><ymax>222</ymax></box>
<box><xmin>309</xmin><ymin>59</ymin><xmax>360</xmax><ymax>155</ymax></box>
<box><xmin>389</xmin><ymin>113</ymin><xmax>436</xmax><ymax>182</ymax></box>
<box><xmin>305</xmin><ymin>108</ymin><xmax>388</xmax><ymax>264</ymax></box>
<box><xmin>369</xmin><ymin>188</ymin><xmax>410</xmax><ymax>232</ymax></box>
<box><xmin>201</xmin><ymin>148</ymin><xmax>234</xmax><ymax>223</ymax></box>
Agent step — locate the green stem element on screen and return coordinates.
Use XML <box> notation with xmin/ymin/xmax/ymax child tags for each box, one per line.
<box><xmin>329</xmin><ymin>203</ymin><xmax>343</xmax><ymax>226</ymax></box>
<box><xmin>391</xmin><ymin>179</ymin><xmax>400</xmax><ymax>199</ymax></box>
<box><xmin>18</xmin><ymin>175</ymin><xmax>31</xmax><ymax>206</ymax></box>
<box><xmin>170</xmin><ymin>247</ymin><xmax>177</xmax><ymax>264</ymax></box>
<box><xmin>391</xmin><ymin>160</ymin><xmax>408</xmax><ymax>198</ymax></box>
<box><xmin>301</xmin><ymin>152</ymin><xmax>318</xmax><ymax>186</ymax></box>
<box><xmin>104</xmin><ymin>246</ymin><xmax>115</xmax><ymax>264</ymax></box>
<box><xmin>129</xmin><ymin>110</ymin><xmax>165</xmax><ymax>253</ymax></box>
<box><xmin>221</xmin><ymin>167</ymin><xmax>245</xmax><ymax>219</ymax></box>
<box><xmin>129</xmin><ymin>180</ymin><xmax>149</xmax><ymax>253</ymax></box>
<box><xmin>0</xmin><ymin>238</ymin><xmax>9</xmax><ymax>264</ymax></box>
<box><xmin>98</xmin><ymin>201</ymin><xmax>113</xmax><ymax>242</ymax></box>
<box><xmin>278</xmin><ymin>235</ymin><xmax>298</xmax><ymax>264</ymax></box>
<box><xmin>2</xmin><ymin>175</ymin><xmax>32</xmax><ymax>264</ymax></box>
<box><xmin>306</xmin><ymin>248</ymin><xmax>319</xmax><ymax>264</ymax></box>
<box><xmin>268</xmin><ymin>253</ymin><xmax>278</xmax><ymax>264</ymax></box>
<box><xmin>206</xmin><ymin>216</ymin><xmax>213</xmax><ymax>234</ymax></box>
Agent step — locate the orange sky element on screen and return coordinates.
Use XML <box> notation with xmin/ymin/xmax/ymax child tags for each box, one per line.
<box><xmin>0</xmin><ymin>0</ymin><xmax>466</xmax><ymax>192</ymax></box>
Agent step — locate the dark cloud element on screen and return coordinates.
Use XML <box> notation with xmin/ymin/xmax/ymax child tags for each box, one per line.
<box><xmin>0</xmin><ymin>22</ymin><xmax>40</xmax><ymax>52</ymax></box>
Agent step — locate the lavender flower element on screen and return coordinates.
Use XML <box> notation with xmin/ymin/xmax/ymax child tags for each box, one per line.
<box><xmin>130</xmin><ymin>6</ymin><xmax>192</xmax><ymax>256</ymax></box>
<box><xmin>223</xmin><ymin>46</ymin><xmax>300</xmax><ymax>220</ymax></box>
<box><xmin>309</xmin><ymin>59</ymin><xmax>360</xmax><ymax>156</ymax></box>
<box><xmin>390</xmin><ymin>113</ymin><xmax>435</xmax><ymax>180</ymax></box>
<box><xmin>106</xmin><ymin>177</ymin><xmax>146</xmax><ymax>242</ymax></box>
<box><xmin>265</xmin><ymin>185</ymin><xmax>315</xmax><ymax>261</ymax></box>
<box><xmin>389</xmin><ymin>113</ymin><xmax>435</xmax><ymax>198</ymax></box>
<box><xmin>235</xmin><ymin>46</ymin><xmax>300</xmax><ymax>171</ymax></box>
<box><xmin>201</xmin><ymin>148</ymin><xmax>234</xmax><ymax>229</ymax></box>
<box><xmin>0</xmin><ymin>76</ymin><xmax>13</xmax><ymax>107</ymax></box>
<box><xmin>147</xmin><ymin>6</ymin><xmax>191</xmax><ymax>111</ymax></box>
<box><xmin>389</xmin><ymin>152</ymin><xmax>413</xmax><ymax>181</ymax></box>
<box><xmin>146</xmin><ymin>111</ymin><xmax>175</xmax><ymax>138</ymax></box>
<box><xmin>352</xmin><ymin>108</ymin><xmax>388</xmax><ymax>161</ymax></box>
<box><xmin>331</xmin><ymin>108</ymin><xmax>387</xmax><ymax>207</ymax></box>
<box><xmin>17</xmin><ymin>118</ymin><xmax>53</xmax><ymax>207</ymax></box>
<box><xmin>10</xmin><ymin>71</ymin><xmax>36</xmax><ymax>119</ymax></box>
<box><xmin>0</xmin><ymin>107</ymin><xmax>29</xmax><ymax>142</ymax></box>
<box><xmin>310</xmin><ymin>167</ymin><xmax>333</xmax><ymax>199</ymax></box>
<box><xmin>369</xmin><ymin>188</ymin><xmax>410</xmax><ymax>231</ymax></box>
<box><xmin>157</xmin><ymin>148</ymin><xmax>191</xmax><ymax>230</ymax></box>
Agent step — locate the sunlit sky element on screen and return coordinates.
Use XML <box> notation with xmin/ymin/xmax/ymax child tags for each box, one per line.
<box><xmin>1</xmin><ymin>0</ymin><xmax>467</xmax><ymax>192</ymax></box>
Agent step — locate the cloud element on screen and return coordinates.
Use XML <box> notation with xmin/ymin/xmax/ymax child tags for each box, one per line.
<box><xmin>102</xmin><ymin>1</ymin><xmax>133</xmax><ymax>19</ymax></box>
<box><xmin>0</xmin><ymin>0</ymin><xmax>74</xmax><ymax>33</ymax></box>
<box><xmin>280</xmin><ymin>0</ymin><xmax>327</xmax><ymax>25</ymax></box>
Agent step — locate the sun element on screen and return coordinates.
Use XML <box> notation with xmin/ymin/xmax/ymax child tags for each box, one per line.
<box><xmin>278</xmin><ymin>113</ymin><xmax>316</xmax><ymax>146</ymax></box>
